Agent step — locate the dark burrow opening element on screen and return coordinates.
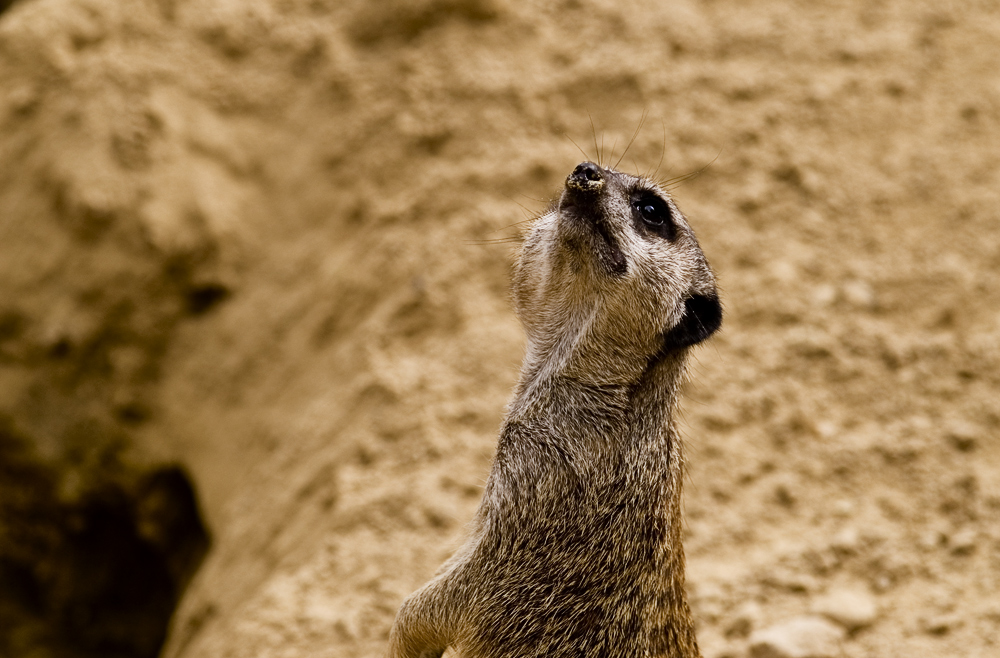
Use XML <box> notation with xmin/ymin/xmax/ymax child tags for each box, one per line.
<box><xmin>0</xmin><ymin>421</ymin><xmax>210</xmax><ymax>658</ymax></box>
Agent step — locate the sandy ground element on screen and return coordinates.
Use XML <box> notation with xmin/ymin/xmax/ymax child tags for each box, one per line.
<box><xmin>1</xmin><ymin>0</ymin><xmax>999</xmax><ymax>657</ymax></box>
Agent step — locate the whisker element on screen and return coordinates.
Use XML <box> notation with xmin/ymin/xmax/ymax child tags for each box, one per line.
<box><xmin>614</xmin><ymin>109</ymin><xmax>648</xmax><ymax>170</ymax></box>
<box><xmin>511</xmin><ymin>201</ymin><xmax>537</xmax><ymax>219</ymax></box>
<box><xmin>498</xmin><ymin>191</ymin><xmax>547</xmax><ymax>221</ymax></box>
<box><xmin>650</xmin><ymin>120</ymin><xmax>667</xmax><ymax>181</ymax></box>
<box><xmin>464</xmin><ymin>238</ymin><xmax>525</xmax><ymax>245</ymax></box>
<box><xmin>659</xmin><ymin>147</ymin><xmax>724</xmax><ymax>189</ymax></box>
<box><xmin>517</xmin><ymin>194</ymin><xmax>548</xmax><ymax>205</ymax></box>
<box><xmin>589</xmin><ymin>115</ymin><xmax>600</xmax><ymax>166</ymax></box>
<box><xmin>563</xmin><ymin>133</ymin><xmax>591</xmax><ymax>162</ymax></box>
<box><xmin>488</xmin><ymin>217</ymin><xmax>538</xmax><ymax>234</ymax></box>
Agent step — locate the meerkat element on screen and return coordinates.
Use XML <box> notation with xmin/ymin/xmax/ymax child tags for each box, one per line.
<box><xmin>388</xmin><ymin>161</ymin><xmax>722</xmax><ymax>658</ymax></box>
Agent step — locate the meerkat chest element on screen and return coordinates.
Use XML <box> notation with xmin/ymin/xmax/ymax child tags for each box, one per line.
<box><xmin>485</xmin><ymin>430</ymin><xmax>675</xmax><ymax>562</ymax></box>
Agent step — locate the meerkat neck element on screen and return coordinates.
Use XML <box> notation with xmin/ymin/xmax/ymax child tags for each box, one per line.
<box><xmin>510</xmin><ymin>339</ymin><xmax>689</xmax><ymax>438</ymax></box>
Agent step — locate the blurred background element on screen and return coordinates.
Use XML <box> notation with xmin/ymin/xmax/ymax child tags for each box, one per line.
<box><xmin>1</xmin><ymin>0</ymin><xmax>998</xmax><ymax>656</ymax></box>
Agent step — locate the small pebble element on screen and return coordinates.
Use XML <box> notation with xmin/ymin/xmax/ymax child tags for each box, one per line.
<box><xmin>832</xmin><ymin>500</ymin><xmax>854</xmax><ymax>517</ymax></box>
<box><xmin>946</xmin><ymin>420</ymin><xmax>980</xmax><ymax>452</ymax></box>
<box><xmin>8</xmin><ymin>86</ymin><xmax>40</xmax><ymax>115</ymax></box>
<box><xmin>725</xmin><ymin>601</ymin><xmax>763</xmax><ymax>638</ymax></box>
<box><xmin>920</xmin><ymin>529</ymin><xmax>946</xmax><ymax>550</ymax></box>
<box><xmin>921</xmin><ymin>613</ymin><xmax>962</xmax><ymax>635</ymax></box>
<box><xmin>775</xmin><ymin>483</ymin><xmax>796</xmax><ymax>507</ymax></box>
<box><xmin>950</xmin><ymin>528</ymin><xmax>977</xmax><ymax>556</ymax></box>
<box><xmin>814</xmin><ymin>420</ymin><xmax>837</xmax><ymax>438</ymax></box>
<box><xmin>749</xmin><ymin>616</ymin><xmax>845</xmax><ymax>658</ymax></box>
<box><xmin>842</xmin><ymin>280</ymin><xmax>875</xmax><ymax>309</ymax></box>
<box><xmin>830</xmin><ymin>526</ymin><xmax>859</xmax><ymax>553</ymax></box>
<box><xmin>812</xmin><ymin>587</ymin><xmax>878</xmax><ymax>631</ymax></box>
<box><xmin>811</xmin><ymin>284</ymin><xmax>837</xmax><ymax>307</ymax></box>
<box><xmin>980</xmin><ymin>603</ymin><xmax>1000</xmax><ymax>622</ymax></box>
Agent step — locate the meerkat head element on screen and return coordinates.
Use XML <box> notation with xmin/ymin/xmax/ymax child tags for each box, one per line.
<box><xmin>513</xmin><ymin>161</ymin><xmax>722</xmax><ymax>383</ymax></box>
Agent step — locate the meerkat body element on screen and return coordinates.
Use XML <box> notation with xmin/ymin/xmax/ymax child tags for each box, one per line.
<box><xmin>389</xmin><ymin>162</ymin><xmax>722</xmax><ymax>658</ymax></box>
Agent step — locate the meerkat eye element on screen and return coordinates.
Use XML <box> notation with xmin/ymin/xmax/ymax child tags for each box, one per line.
<box><xmin>632</xmin><ymin>195</ymin><xmax>676</xmax><ymax>239</ymax></box>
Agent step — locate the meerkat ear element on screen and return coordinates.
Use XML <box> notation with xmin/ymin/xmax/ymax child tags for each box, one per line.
<box><xmin>661</xmin><ymin>293</ymin><xmax>722</xmax><ymax>352</ymax></box>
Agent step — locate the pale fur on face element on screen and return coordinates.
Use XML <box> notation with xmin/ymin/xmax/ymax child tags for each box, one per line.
<box><xmin>512</xmin><ymin>166</ymin><xmax>716</xmax><ymax>386</ymax></box>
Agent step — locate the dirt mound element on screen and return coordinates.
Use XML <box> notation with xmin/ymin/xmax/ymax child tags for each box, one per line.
<box><xmin>1</xmin><ymin>0</ymin><xmax>998</xmax><ymax>657</ymax></box>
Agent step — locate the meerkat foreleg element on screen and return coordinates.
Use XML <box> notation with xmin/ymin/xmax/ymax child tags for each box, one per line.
<box><xmin>387</xmin><ymin>572</ymin><xmax>463</xmax><ymax>658</ymax></box>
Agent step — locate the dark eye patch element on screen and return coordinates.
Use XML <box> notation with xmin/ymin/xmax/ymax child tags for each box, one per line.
<box><xmin>632</xmin><ymin>193</ymin><xmax>676</xmax><ymax>240</ymax></box>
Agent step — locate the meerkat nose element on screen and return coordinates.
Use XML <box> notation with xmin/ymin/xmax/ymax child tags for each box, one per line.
<box><xmin>572</xmin><ymin>162</ymin><xmax>603</xmax><ymax>182</ymax></box>
<box><xmin>566</xmin><ymin>162</ymin><xmax>605</xmax><ymax>194</ymax></box>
